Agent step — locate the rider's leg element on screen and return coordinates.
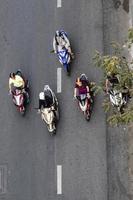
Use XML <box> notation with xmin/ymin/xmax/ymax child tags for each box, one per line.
<box><xmin>66</xmin><ymin>44</ymin><xmax>74</xmax><ymax>59</ymax></box>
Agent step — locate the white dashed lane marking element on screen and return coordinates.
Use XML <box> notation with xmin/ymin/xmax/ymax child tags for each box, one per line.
<box><xmin>57</xmin><ymin>0</ymin><xmax>62</xmax><ymax>8</ymax></box>
<box><xmin>57</xmin><ymin>165</ymin><xmax>62</xmax><ymax>194</ymax></box>
<box><xmin>57</xmin><ymin>68</ymin><xmax>62</xmax><ymax>93</ymax></box>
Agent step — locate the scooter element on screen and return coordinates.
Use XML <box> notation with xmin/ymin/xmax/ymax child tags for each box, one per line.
<box><xmin>39</xmin><ymin>86</ymin><xmax>59</xmax><ymax>135</ymax></box>
<box><xmin>56</xmin><ymin>31</ymin><xmax>72</xmax><ymax>75</ymax></box>
<box><xmin>10</xmin><ymin>71</ymin><xmax>30</xmax><ymax>115</ymax></box>
<box><xmin>109</xmin><ymin>89</ymin><xmax>127</xmax><ymax>112</ymax></box>
<box><xmin>11</xmin><ymin>87</ymin><xmax>29</xmax><ymax>115</ymax></box>
<box><xmin>76</xmin><ymin>93</ymin><xmax>93</xmax><ymax>121</ymax></box>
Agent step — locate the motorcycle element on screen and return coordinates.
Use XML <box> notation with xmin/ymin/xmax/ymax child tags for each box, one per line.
<box><xmin>109</xmin><ymin>89</ymin><xmax>127</xmax><ymax>112</ymax></box>
<box><xmin>55</xmin><ymin>31</ymin><xmax>72</xmax><ymax>75</ymax></box>
<box><xmin>39</xmin><ymin>87</ymin><xmax>59</xmax><ymax>135</ymax></box>
<box><xmin>11</xmin><ymin>71</ymin><xmax>30</xmax><ymax>115</ymax></box>
<box><xmin>76</xmin><ymin>93</ymin><xmax>93</xmax><ymax>121</ymax></box>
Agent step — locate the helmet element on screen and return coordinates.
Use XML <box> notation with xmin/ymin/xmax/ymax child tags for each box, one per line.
<box><xmin>107</xmin><ymin>71</ymin><xmax>112</xmax><ymax>76</ymax></box>
<box><xmin>80</xmin><ymin>74</ymin><xmax>87</xmax><ymax>81</ymax></box>
<box><xmin>44</xmin><ymin>85</ymin><xmax>50</xmax><ymax>92</ymax></box>
<box><xmin>10</xmin><ymin>72</ymin><xmax>15</xmax><ymax>78</ymax></box>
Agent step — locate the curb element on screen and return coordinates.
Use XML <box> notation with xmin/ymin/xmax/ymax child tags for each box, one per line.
<box><xmin>128</xmin><ymin>1</ymin><xmax>133</xmax><ymax>197</ymax></box>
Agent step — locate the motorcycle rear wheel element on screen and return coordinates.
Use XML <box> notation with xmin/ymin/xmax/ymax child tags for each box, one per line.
<box><xmin>20</xmin><ymin>110</ymin><xmax>25</xmax><ymax>116</ymax></box>
<box><xmin>85</xmin><ymin>110</ymin><xmax>90</xmax><ymax>121</ymax></box>
<box><xmin>50</xmin><ymin>129</ymin><xmax>56</xmax><ymax>136</ymax></box>
<box><xmin>86</xmin><ymin>115</ymin><xmax>90</xmax><ymax>121</ymax></box>
<box><xmin>66</xmin><ymin>64</ymin><xmax>70</xmax><ymax>76</ymax></box>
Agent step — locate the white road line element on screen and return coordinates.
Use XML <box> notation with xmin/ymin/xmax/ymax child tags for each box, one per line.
<box><xmin>57</xmin><ymin>0</ymin><xmax>62</xmax><ymax>8</ymax></box>
<box><xmin>57</xmin><ymin>68</ymin><xmax>62</xmax><ymax>93</ymax></box>
<box><xmin>57</xmin><ymin>165</ymin><xmax>62</xmax><ymax>194</ymax></box>
<box><xmin>0</xmin><ymin>170</ymin><xmax>2</xmax><ymax>190</ymax></box>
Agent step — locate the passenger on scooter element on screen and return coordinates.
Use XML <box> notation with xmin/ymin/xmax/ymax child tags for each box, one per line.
<box><xmin>74</xmin><ymin>74</ymin><xmax>90</xmax><ymax>99</ymax></box>
<box><xmin>53</xmin><ymin>30</ymin><xmax>74</xmax><ymax>58</ymax></box>
<box><xmin>9</xmin><ymin>71</ymin><xmax>25</xmax><ymax>94</ymax></box>
<box><xmin>38</xmin><ymin>85</ymin><xmax>57</xmax><ymax>113</ymax></box>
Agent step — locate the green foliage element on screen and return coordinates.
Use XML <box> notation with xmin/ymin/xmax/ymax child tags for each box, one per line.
<box><xmin>128</xmin><ymin>28</ymin><xmax>133</xmax><ymax>46</ymax></box>
<box><xmin>90</xmin><ymin>83</ymin><xmax>102</xmax><ymax>96</ymax></box>
<box><xmin>93</xmin><ymin>39</ymin><xmax>133</xmax><ymax>126</ymax></box>
<box><xmin>103</xmin><ymin>98</ymin><xmax>111</xmax><ymax>113</ymax></box>
<box><xmin>93</xmin><ymin>52</ymin><xmax>120</xmax><ymax>75</ymax></box>
<box><xmin>107</xmin><ymin>104</ymin><xmax>133</xmax><ymax>126</ymax></box>
<box><xmin>107</xmin><ymin>113</ymin><xmax>123</xmax><ymax>127</ymax></box>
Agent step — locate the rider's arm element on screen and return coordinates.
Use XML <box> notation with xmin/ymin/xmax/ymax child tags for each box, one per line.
<box><xmin>86</xmin><ymin>86</ymin><xmax>90</xmax><ymax>93</ymax></box>
<box><xmin>53</xmin><ymin>93</ymin><xmax>58</xmax><ymax>105</ymax></box>
<box><xmin>39</xmin><ymin>99</ymin><xmax>42</xmax><ymax>110</ymax></box>
<box><xmin>53</xmin><ymin>37</ymin><xmax>57</xmax><ymax>53</ymax></box>
<box><xmin>9</xmin><ymin>78</ymin><xmax>13</xmax><ymax>90</ymax></box>
<box><xmin>74</xmin><ymin>87</ymin><xmax>77</xmax><ymax>98</ymax></box>
<box><xmin>16</xmin><ymin>75</ymin><xmax>25</xmax><ymax>88</ymax></box>
<box><xmin>63</xmin><ymin>34</ymin><xmax>70</xmax><ymax>47</ymax></box>
<box><xmin>21</xmin><ymin>78</ymin><xmax>25</xmax><ymax>88</ymax></box>
<box><xmin>105</xmin><ymin>79</ymin><xmax>109</xmax><ymax>92</ymax></box>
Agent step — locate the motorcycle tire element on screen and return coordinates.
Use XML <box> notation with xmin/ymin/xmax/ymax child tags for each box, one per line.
<box><xmin>86</xmin><ymin>114</ymin><xmax>90</xmax><ymax>121</ymax></box>
<box><xmin>66</xmin><ymin>64</ymin><xmax>70</xmax><ymax>76</ymax></box>
<box><xmin>85</xmin><ymin>110</ymin><xmax>91</xmax><ymax>121</ymax></box>
<box><xmin>50</xmin><ymin>129</ymin><xmax>56</xmax><ymax>136</ymax></box>
<box><xmin>20</xmin><ymin>110</ymin><xmax>25</xmax><ymax>116</ymax></box>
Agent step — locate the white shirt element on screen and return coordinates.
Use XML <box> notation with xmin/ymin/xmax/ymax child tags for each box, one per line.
<box><xmin>53</xmin><ymin>34</ymin><xmax>70</xmax><ymax>52</ymax></box>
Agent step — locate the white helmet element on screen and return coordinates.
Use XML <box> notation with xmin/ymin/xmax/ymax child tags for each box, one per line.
<box><xmin>80</xmin><ymin>73</ymin><xmax>88</xmax><ymax>81</ymax></box>
<box><xmin>44</xmin><ymin>85</ymin><xmax>50</xmax><ymax>92</ymax></box>
<box><xmin>55</xmin><ymin>30</ymin><xmax>60</xmax><ymax>37</ymax></box>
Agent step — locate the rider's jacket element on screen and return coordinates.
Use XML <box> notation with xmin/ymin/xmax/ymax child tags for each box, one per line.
<box><xmin>9</xmin><ymin>75</ymin><xmax>25</xmax><ymax>90</ymax></box>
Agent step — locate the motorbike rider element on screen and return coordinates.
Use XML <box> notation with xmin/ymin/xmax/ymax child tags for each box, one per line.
<box><xmin>38</xmin><ymin>85</ymin><xmax>58</xmax><ymax>113</ymax></box>
<box><xmin>74</xmin><ymin>74</ymin><xmax>91</xmax><ymax>100</ymax></box>
<box><xmin>105</xmin><ymin>72</ymin><xmax>119</xmax><ymax>93</ymax></box>
<box><xmin>105</xmin><ymin>71</ymin><xmax>131</xmax><ymax>100</ymax></box>
<box><xmin>9</xmin><ymin>71</ymin><xmax>25</xmax><ymax>94</ymax></box>
<box><xmin>53</xmin><ymin>30</ymin><xmax>74</xmax><ymax>59</ymax></box>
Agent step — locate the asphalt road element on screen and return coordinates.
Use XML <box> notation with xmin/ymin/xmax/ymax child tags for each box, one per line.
<box><xmin>0</xmin><ymin>0</ymin><xmax>107</xmax><ymax>200</ymax></box>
